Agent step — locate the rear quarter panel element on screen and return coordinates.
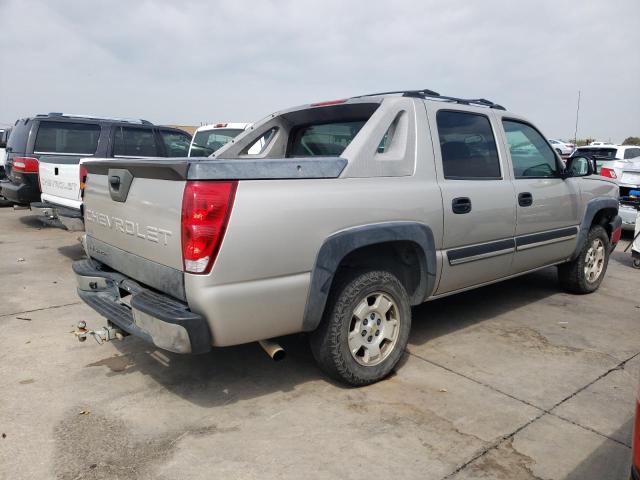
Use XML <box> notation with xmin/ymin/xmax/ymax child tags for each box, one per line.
<box><xmin>185</xmin><ymin>175</ymin><xmax>443</xmax><ymax>346</ymax></box>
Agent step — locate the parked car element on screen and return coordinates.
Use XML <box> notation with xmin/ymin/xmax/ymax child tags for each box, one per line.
<box><xmin>570</xmin><ymin>146</ymin><xmax>640</xmax><ymax>232</ymax></box>
<box><xmin>188</xmin><ymin>123</ymin><xmax>250</xmax><ymax>157</ymax></box>
<box><xmin>616</xmin><ymin>158</ymin><xmax>640</xmax><ymax>231</ymax></box>
<box><xmin>0</xmin><ymin>113</ymin><xmax>191</xmax><ymax>226</ymax></box>
<box><xmin>571</xmin><ymin>144</ymin><xmax>640</xmax><ymax>174</ymax></box>
<box><xmin>548</xmin><ymin>139</ymin><xmax>574</xmax><ymax>156</ymax></box>
<box><xmin>72</xmin><ymin>90</ymin><xmax>621</xmax><ymax>386</ymax></box>
<box><xmin>0</xmin><ymin>128</ymin><xmax>10</xmax><ymax>173</ymax></box>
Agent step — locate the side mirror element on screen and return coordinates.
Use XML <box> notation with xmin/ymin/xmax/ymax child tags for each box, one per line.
<box><xmin>562</xmin><ymin>155</ymin><xmax>594</xmax><ymax>178</ymax></box>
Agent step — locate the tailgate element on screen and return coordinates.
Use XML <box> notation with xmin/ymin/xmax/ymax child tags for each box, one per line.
<box><xmin>39</xmin><ymin>156</ymin><xmax>82</xmax><ymax>203</ymax></box>
<box><xmin>83</xmin><ymin>159</ymin><xmax>187</xmax><ymax>272</ymax></box>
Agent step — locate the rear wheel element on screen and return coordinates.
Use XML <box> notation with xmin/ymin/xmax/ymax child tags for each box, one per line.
<box><xmin>310</xmin><ymin>270</ymin><xmax>411</xmax><ymax>386</ymax></box>
<box><xmin>558</xmin><ymin>225</ymin><xmax>610</xmax><ymax>293</ymax></box>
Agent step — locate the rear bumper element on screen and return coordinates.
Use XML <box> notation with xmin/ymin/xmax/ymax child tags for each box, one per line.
<box><xmin>0</xmin><ymin>178</ymin><xmax>40</xmax><ymax>205</ymax></box>
<box><xmin>73</xmin><ymin>259</ymin><xmax>211</xmax><ymax>354</ymax></box>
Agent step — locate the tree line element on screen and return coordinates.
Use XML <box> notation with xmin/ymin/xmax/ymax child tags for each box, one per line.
<box><xmin>569</xmin><ymin>137</ymin><xmax>640</xmax><ymax>146</ymax></box>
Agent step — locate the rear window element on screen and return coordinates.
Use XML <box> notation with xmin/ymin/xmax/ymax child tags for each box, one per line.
<box><xmin>34</xmin><ymin>121</ymin><xmax>100</xmax><ymax>155</ymax></box>
<box><xmin>6</xmin><ymin>120</ymin><xmax>32</xmax><ymax>153</ymax></box>
<box><xmin>190</xmin><ymin>128</ymin><xmax>243</xmax><ymax>157</ymax></box>
<box><xmin>288</xmin><ymin>121</ymin><xmax>366</xmax><ymax>157</ymax></box>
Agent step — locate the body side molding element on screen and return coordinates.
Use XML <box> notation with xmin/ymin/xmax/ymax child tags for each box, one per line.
<box><xmin>447</xmin><ymin>238</ymin><xmax>515</xmax><ymax>265</ymax></box>
<box><xmin>515</xmin><ymin>226</ymin><xmax>579</xmax><ymax>250</ymax></box>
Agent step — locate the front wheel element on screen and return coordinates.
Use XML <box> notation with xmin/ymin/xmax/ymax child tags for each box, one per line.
<box><xmin>310</xmin><ymin>270</ymin><xmax>411</xmax><ymax>386</ymax></box>
<box><xmin>633</xmin><ymin>258</ymin><xmax>640</xmax><ymax>270</ymax></box>
<box><xmin>558</xmin><ymin>225</ymin><xmax>610</xmax><ymax>293</ymax></box>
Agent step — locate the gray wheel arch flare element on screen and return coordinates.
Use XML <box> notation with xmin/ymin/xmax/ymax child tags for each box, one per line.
<box><xmin>571</xmin><ymin>197</ymin><xmax>620</xmax><ymax>260</ymax></box>
<box><xmin>302</xmin><ymin>222</ymin><xmax>437</xmax><ymax>332</ymax></box>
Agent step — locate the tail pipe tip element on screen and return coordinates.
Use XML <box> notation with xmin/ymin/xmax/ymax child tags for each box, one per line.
<box><xmin>258</xmin><ymin>339</ymin><xmax>286</xmax><ymax>361</ymax></box>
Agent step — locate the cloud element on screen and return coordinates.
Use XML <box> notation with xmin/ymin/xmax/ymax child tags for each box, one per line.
<box><xmin>0</xmin><ymin>0</ymin><xmax>638</xmax><ymax>141</ymax></box>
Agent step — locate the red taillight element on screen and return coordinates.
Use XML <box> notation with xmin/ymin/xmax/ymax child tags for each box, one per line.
<box><xmin>310</xmin><ymin>99</ymin><xmax>347</xmax><ymax>107</ymax></box>
<box><xmin>79</xmin><ymin>164</ymin><xmax>88</xmax><ymax>191</ymax></box>
<box><xmin>600</xmin><ymin>167</ymin><xmax>617</xmax><ymax>179</ymax></box>
<box><xmin>13</xmin><ymin>157</ymin><xmax>39</xmax><ymax>173</ymax></box>
<box><xmin>181</xmin><ymin>181</ymin><xmax>237</xmax><ymax>274</ymax></box>
<box><xmin>633</xmin><ymin>399</ymin><xmax>640</xmax><ymax>469</ymax></box>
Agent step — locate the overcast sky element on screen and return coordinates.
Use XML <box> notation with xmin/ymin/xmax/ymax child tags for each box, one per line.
<box><xmin>1</xmin><ymin>0</ymin><xmax>638</xmax><ymax>141</ymax></box>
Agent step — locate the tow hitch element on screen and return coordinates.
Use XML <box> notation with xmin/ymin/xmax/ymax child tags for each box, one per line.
<box><xmin>73</xmin><ymin>321</ymin><xmax>125</xmax><ymax>345</ymax></box>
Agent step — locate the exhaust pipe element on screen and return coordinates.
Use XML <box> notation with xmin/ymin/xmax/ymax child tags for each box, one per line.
<box><xmin>258</xmin><ymin>339</ymin><xmax>286</xmax><ymax>361</ymax></box>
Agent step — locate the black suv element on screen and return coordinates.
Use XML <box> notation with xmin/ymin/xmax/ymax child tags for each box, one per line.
<box><xmin>0</xmin><ymin>113</ymin><xmax>192</xmax><ymax>205</ymax></box>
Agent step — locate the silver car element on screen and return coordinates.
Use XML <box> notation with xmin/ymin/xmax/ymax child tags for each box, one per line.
<box><xmin>73</xmin><ymin>90</ymin><xmax>622</xmax><ymax>385</ymax></box>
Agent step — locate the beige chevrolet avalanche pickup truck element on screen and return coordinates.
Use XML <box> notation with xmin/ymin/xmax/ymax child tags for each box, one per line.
<box><xmin>72</xmin><ymin>89</ymin><xmax>621</xmax><ymax>385</ymax></box>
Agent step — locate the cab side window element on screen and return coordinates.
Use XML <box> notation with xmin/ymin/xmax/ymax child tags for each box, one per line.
<box><xmin>436</xmin><ymin>111</ymin><xmax>501</xmax><ymax>179</ymax></box>
<box><xmin>503</xmin><ymin>120</ymin><xmax>558</xmax><ymax>178</ymax></box>
<box><xmin>159</xmin><ymin>130</ymin><xmax>191</xmax><ymax>157</ymax></box>
<box><xmin>113</xmin><ymin>127</ymin><xmax>158</xmax><ymax>157</ymax></box>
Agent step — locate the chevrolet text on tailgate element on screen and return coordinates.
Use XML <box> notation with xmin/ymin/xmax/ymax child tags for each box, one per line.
<box><xmin>73</xmin><ymin>89</ymin><xmax>622</xmax><ymax>386</ymax></box>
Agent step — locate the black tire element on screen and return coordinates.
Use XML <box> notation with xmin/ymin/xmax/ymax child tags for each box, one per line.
<box><xmin>558</xmin><ymin>225</ymin><xmax>610</xmax><ymax>293</ymax></box>
<box><xmin>310</xmin><ymin>269</ymin><xmax>411</xmax><ymax>386</ymax></box>
<box><xmin>633</xmin><ymin>258</ymin><xmax>640</xmax><ymax>270</ymax></box>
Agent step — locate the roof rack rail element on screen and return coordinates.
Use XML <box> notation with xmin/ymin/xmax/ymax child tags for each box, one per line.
<box><xmin>38</xmin><ymin>113</ymin><xmax>153</xmax><ymax>125</ymax></box>
<box><xmin>354</xmin><ymin>89</ymin><xmax>506</xmax><ymax>110</ymax></box>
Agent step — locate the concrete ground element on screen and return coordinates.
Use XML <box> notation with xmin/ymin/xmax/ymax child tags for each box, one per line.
<box><xmin>0</xmin><ymin>206</ymin><xmax>638</xmax><ymax>480</ymax></box>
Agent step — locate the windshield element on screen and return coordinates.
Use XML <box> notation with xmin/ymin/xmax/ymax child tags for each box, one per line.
<box><xmin>190</xmin><ymin>128</ymin><xmax>244</xmax><ymax>156</ymax></box>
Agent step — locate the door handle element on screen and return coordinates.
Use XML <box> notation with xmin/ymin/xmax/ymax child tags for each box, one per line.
<box><xmin>452</xmin><ymin>197</ymin><xmax>472</xmax><ymax>214</ymax></box>
<box><xmin>109</xmin><ymin>175</ymin><xmax>121</xmax><ymax>190</ymax></box>
<box><xmin>518</xmin><ymin>192</ymin><xmax>533</xmax><ymax>207</ymax></box>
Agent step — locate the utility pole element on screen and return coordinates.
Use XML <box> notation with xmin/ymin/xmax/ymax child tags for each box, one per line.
<box><xmin>573</xmin><ymin>90</ymin><xmax>581</xmax><ymax>146</ymax></box>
